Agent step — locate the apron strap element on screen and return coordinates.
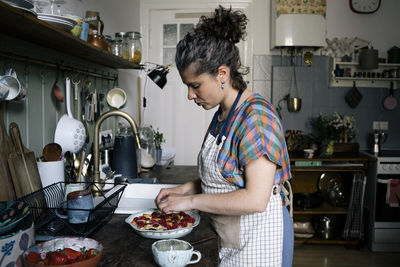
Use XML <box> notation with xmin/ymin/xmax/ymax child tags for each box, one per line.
<box><xmin>216</xmin><ymin>91</ymin><xmax>243</xmax><ymax>145</ymax></box>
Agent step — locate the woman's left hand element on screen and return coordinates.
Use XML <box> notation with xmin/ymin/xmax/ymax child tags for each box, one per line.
<box><xmin>157</xmin><ymin>193</ymin><xmax>192</xmax><ymax>214</ymax></box>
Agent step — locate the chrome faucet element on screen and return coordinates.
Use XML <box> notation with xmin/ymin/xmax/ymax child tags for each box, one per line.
<box><xmin>92</xmin><ymin>110</ymin><xmax>142</xmax><ymax>195</ymax></box>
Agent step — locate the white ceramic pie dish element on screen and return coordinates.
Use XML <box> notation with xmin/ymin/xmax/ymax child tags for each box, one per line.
<box><xmin>125</xmin><ymin>209</ymin><xmax>200</xmax><ymax>239</ymax></box>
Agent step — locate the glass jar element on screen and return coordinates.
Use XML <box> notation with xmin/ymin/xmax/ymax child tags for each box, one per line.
<box><xmin>127</xmin><ymin>31</ymin><xmax>142</xmax><ymax>63</ymax></box>
<box><xmin>110</xmin><ymin>39</ymin><xmax>122</xmax><ymax>57</ymax></box>
<box><xmin>115</xmin><ymin>31</ymin><xmax>129</xmax><ymax>60</ymax></box>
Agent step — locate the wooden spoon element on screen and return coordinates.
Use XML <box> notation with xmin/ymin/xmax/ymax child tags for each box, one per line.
<box><xmin>43</xmin><ymin>143</ymin><xmax>62</xmax><ymax>162</ymax></box>
<box><xmin>52</xmin><ymin>69</ymin><xmax>64</xmax><ymax>102</ymax></box>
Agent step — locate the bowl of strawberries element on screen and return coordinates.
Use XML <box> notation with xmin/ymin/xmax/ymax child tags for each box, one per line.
<box><xmin>22</xmin><ymin>237</ymin><xmax>103</xmax><ymax>266</ymax></box>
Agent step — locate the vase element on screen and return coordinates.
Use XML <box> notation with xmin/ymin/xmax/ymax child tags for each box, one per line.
<box><xmin>325</xmin><ymin>141</ymin><xmax>335</xmax><ymax>156</ymax></box>
<box><xmin>156</xmin><ymin>148</ymin><xmax>162</xmax><ymax>165</ymax></box>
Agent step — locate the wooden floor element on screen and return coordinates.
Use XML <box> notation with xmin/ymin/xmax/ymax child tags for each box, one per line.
<box><xmin>293</xmin><ymin>244</ymin><xmax>400</xmax><ymax>267</ymax></box>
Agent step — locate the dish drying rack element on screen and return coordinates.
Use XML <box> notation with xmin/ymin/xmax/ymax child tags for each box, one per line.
<box><xmin>19</xmin><ymin>182</ymin><xmax>126</xmax><ymax>241</ymax></box>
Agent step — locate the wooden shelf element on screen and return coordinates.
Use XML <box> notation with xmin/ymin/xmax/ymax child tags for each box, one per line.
<box><xmin>329</xmin><ymin>58</ymin><xmax>400</xmax><ymax>88</ymax></box>
<box><xmin>294</xmin><ymin>202</ymin><xmax>347</xmax><ymax>215</ymax></box>
<box><xmin>0</xmin><ymin>2</ymin><xmax>140</xmax><ymax>69</ymax></box>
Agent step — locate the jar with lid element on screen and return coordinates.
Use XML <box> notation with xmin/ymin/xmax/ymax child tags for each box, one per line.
<box><xmin>127</xmin><ymin>31</ymin><xmax>142</xmax><ymax>63</ymax></box>
<box><xmin>115</xmin><ymin>31</ymin><xmax>129</xmax><ymax>60</ymax></box>
<box><xmin>110</xmin><ymin>39</ymin><xmax>122</xmax><ymax>57</ymax></box>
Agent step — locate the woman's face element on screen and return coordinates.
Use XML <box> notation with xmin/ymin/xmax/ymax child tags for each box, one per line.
<box><xmin>180</xmin><ymin>67</ymin><xmax>223</xmax><ymax>110</ymax></box>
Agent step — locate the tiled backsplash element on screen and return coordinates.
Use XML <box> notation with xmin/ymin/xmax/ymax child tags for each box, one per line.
<box><xmin>253</xmin><ymin>55</ymin><xmax>400</xmax><ymax>150</ymax></box>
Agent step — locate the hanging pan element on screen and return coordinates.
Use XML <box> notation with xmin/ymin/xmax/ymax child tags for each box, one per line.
<box><xmin>345</xmin><ymin>81</ymin><xmax>362</xmax><ymax>108</ymax></box>
<box><xmin>383</xmin><ymin>82</ymin><xmax>397</xmax><ymax>111</ymax></box>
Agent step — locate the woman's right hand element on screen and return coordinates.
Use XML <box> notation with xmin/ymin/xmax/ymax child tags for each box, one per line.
<box><xmin>155</xmin><ymin>186</ymin><xmax>183</xmax><ymax>207</ymax></box>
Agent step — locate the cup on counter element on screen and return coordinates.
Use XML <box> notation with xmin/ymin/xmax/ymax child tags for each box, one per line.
<box><xmin>37</xmin><ymin>160</ymin><xmax>65</xmax><ymax>188</ymax></box>
<box><xmin>303</xmin><ymin>149</ymin><xmax>315</xmax><ymax>159</ymax></box>
<box><xmin>64</xmin><ymin>183</ymin><xmax>85</xmax><ymax>202</ymax></box>
<box><xmin>67</xmin><ymin>189</ymin><xmax>94</xmax><ymax>224</ymax></box>
<box><xmin>152</xmin><ymin>239</ymin><xmax>201</xmax><ymax>267</ymax></box>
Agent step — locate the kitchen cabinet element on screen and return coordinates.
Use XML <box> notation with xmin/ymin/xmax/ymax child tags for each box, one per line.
<box><xmin>329</xmin><ymin>58</ymin><xmax>400</xmax><ymax>88</ymax></box>
<box><xmin>289</xmin><ymin>152</ymin><xmax>376</xmax><ymax>245</ymax></box>
<box><xmin>0</xmin><ymin>2</ymin><xmax>140</xmax><ymax>69</ymax></box>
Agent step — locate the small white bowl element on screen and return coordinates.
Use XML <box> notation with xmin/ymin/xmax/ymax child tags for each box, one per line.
<box><xmin>106</xmin><ymin>87</ymin><xmax>127</xmax><ymax>109</ymax></box>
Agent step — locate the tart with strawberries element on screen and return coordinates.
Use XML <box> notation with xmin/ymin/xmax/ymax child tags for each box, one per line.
<box><xmin>125</xmin><ymin>209</ymin><xmax>200</xmax><ymax>239</ymax></box>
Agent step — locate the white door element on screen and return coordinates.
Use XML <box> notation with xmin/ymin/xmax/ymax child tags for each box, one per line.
<box><xmin>142</xmin><ymin>3</ymin><xmax>252</xmax><ymax>165</ymax></box>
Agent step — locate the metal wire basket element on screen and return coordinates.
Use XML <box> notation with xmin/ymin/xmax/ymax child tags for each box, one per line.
<box><xmin>19</xmin><ymin>182</ymin><xmax>126</xmax><ymax>241</ymax></box>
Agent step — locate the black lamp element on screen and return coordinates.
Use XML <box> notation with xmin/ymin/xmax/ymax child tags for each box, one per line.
<box><xmin>147</xmin><ymin>64</ymin><xmax>172</xmax><ymax>89</ymax></box>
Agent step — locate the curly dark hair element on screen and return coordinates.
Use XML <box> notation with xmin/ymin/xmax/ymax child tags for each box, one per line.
<box><xmin>175</xmin><ymin>5</ymin><xmax>248</xmax><ymax>92</ymax></box>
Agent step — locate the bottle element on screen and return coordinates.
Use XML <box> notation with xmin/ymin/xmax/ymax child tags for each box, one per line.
<box><xmin>127</xmin><ymin>31</ymin><xmax>142</xmax><ymax>63</ymax></box>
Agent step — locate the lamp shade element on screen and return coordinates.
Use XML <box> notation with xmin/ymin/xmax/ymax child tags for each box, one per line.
<box><xmin>147</xmin><ymin>65</ymin><xmax>171</xmax><ymax>89</ymax></box>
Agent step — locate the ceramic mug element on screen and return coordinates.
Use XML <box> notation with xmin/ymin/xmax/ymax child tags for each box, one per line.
<box><xmin>303</xmin><ymin>149</ymin><xmax>315</xmax><ymax>159</ymax></box>
<box><xmin>2</xmin><ymin>68</ymin><xmax>27</xmax><ymax>101</ymax></box>
<box><xmin>67</xmin><ymin>190</ymin><xmax>94</xmax><ymax>224</ymax></box>
<box><xmin>152</xmin><ymin>239</ymin><xmax>201</xmax><ymax>267</ymax></box>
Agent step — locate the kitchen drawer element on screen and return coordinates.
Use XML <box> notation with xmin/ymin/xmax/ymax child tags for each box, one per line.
<box><xmin>374</xmin><ymin>228</ymin><xmax>400</xmax><ymax>243</ymax></box>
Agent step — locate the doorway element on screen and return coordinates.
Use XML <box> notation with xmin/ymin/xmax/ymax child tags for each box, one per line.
<box><xmin>141</xmin><ymin>1</ymin><xmax>253</xmax><ymax>165</ymax></box>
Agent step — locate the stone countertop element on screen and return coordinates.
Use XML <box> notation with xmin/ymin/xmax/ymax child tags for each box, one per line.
<box><xmin>93</xmin><ymin>165</ymin><xmax>219</xmax><ymax>266</ymax></box>
<box><xmin>94</xmin><ymin>214</ymin><xmax>218</xmax><ymax>267</ymax></box>
<box><xmin>139</xmin><ymin>165</ymin><xmax>199</xmax><ymax>184</ymax></box>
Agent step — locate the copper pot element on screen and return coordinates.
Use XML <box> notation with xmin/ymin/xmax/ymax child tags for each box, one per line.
<box><xmin>87</xmin><ymin>16</ymin><xmax>110</xmax><ymax>52</ymax></box>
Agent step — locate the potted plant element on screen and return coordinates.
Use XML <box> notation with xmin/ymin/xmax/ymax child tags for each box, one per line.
<box><xmin>153</xmin><ymin>128</ymin><xmax>165</xmax><ymax>165</ymax></box>
<box><xmin>309</xmin><ymin>112</ymin><xmax>357</xmax><ymax>157</ymax></box>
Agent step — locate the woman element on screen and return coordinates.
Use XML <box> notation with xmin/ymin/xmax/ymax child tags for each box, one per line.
<box><xmin>155</xmin><ymin>6</ymin><xmax>293</xmax><ymax>266</ymax></box>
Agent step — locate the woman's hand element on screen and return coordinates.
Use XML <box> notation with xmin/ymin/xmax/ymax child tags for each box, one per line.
<box><xmin>156</xmin><ymin>193</ymin><xmax>193</xmax><ymax>214</ymax></box>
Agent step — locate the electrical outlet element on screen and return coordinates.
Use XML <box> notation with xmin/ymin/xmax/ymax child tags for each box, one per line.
<box><xmin>380</xmin><ymin>121</ymin><xmax>389</xmax><ymax>131</ymax></box>
<box><xmin>373</xmin><ymin>121</ymin><xmax>380</xmax><ymax>130</ymax></box>
<box><xmin>99</xmin><ymin>130</ymin><xmax>113</xmax><ymax>145</ymax></box>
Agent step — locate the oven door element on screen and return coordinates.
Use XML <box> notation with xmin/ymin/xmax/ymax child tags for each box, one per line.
<box><xmin>376</xmin><ymin>175</ymin><xmax>400</xmax><ymax>222</ymax></box>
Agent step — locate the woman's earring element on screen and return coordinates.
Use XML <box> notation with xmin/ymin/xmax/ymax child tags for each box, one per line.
<box><xmin>221</xmin><ymin>83</ymin><xmax>226</xmax><ymax>89</ymax></box>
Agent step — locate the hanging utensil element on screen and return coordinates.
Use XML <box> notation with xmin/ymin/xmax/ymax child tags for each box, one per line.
<box><xmin>345</xmin><ymin>81</ymin><xmax>363</xmax><ymax>108</ymax></box>
<box><xmin>72</xmin><ymin>77</ymin><xmax>80</xmax><ymax>119</ymax></box>
<box><xmin>52</xmin><ymin>67</ymin><xmax>64</xmax><ymax>102</ymax></box>
<box><xmin>287</xmin><ymin>63</ymin><xmax>302</xmax><ymax>112</ymax></box>
<box><xmin>383</xmin><ymin>82</ymin><xmax>397</xmax><ymax>110</ymax></box>
<box><xmin>54</xmin><ymin>77</ymin><xmax>86</xmax><ymax>154</ymax></box>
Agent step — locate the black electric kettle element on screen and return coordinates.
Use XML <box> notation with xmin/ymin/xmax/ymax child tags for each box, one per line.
<box><xmin>112</xmin><ymin>135</ymin><xmax>138</xmax><ymax>178</ymax></box>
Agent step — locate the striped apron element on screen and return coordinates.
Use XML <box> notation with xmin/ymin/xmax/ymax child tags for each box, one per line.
<box><xmin>198</xmin><ymin>92</ymin><xmax>283</xmax><ymax>266</ymax></box>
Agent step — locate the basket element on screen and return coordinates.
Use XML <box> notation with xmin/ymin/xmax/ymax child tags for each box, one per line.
<box><xmin>18</xmin><ymin>182</ymin><xmax>126</xmax><ymax>241</ymax></box>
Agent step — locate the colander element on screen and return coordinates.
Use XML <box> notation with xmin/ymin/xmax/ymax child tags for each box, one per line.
<box><xmin>54</xmin><ymin>77</ymin><xmax>86</xmax><ymax>154</ymax></box>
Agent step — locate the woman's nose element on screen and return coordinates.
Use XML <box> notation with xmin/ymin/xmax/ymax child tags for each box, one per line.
<box><xmin>187</xmin><ymin>88</ymin><xmax>196</xmax><ymax>100</ymax></box>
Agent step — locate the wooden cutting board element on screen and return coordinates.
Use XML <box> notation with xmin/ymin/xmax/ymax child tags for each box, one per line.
<box><xmin>8</xmin><ymin>122</ymin><xmax>42</xmax><ymax>198</ymax></box>
<box><xmin>0</xmin><ymin>104</ymin><xmax>16</xmax><ymax>201</ymax></box>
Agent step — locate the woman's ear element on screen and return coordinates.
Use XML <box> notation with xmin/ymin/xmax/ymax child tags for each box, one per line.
<box><xmin>217</xmin><ymin>65</ymin><xmax>230</xmax><ymax>84</ymax></box>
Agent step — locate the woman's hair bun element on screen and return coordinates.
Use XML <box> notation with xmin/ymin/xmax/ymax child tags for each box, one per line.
<box><xmin>195</xmin><ymin>5</ymin><xmax>247</xmax><ymax>44</ymax></box>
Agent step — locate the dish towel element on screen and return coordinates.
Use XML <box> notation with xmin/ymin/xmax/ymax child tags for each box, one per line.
<box><xmin>386</xmin><ymin>178</ymin><xmax>400</xmax><ymax>207</ymax></box>
<box><xmin>343</xmin><ymin>172</ymin><xmax>366</xmax><ymax>240</ymax></box>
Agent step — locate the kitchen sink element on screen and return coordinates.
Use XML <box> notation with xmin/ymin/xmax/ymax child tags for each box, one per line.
<box><xmin>115</xmin><ymin>181</ymin><xmax>178</xmax><ymax>214</ymax></box>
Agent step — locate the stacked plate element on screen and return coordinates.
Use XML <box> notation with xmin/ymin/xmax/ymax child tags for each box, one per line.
<box><xmin>1</xmin><ymin>0</ymin><xmax>37</xmax><ymax>16</ymax></box>
<box><xmin>37</xmin><ymin>13</ymin><xmax>77</xmax><ymax>31</ymax></box>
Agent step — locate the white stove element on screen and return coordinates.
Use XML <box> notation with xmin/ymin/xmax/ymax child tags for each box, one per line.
<box><xmin>377</xmin><ymin>156</ymin><xmax>400</xmax><ymax>174</ymax></box>
<box><xmin>366</xmin><ymin>150</ymin><xmax>400</xmax><ymax>252</ymax></box>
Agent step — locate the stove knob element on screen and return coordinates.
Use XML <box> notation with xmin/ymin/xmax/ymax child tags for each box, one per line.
<box><xmin>389</xmin><ymin>165</ymin><xmax>394</xmax><ymax>171</ymax></box>
<box><xmin>382</xmin><ymin>165</ymin><xmax>387</xmax><ymax>170</ymax></box>
<box><xmin>396</xmin><ymin>165</ymin><xmax>400</xmax><ymax>171</ymax></box>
